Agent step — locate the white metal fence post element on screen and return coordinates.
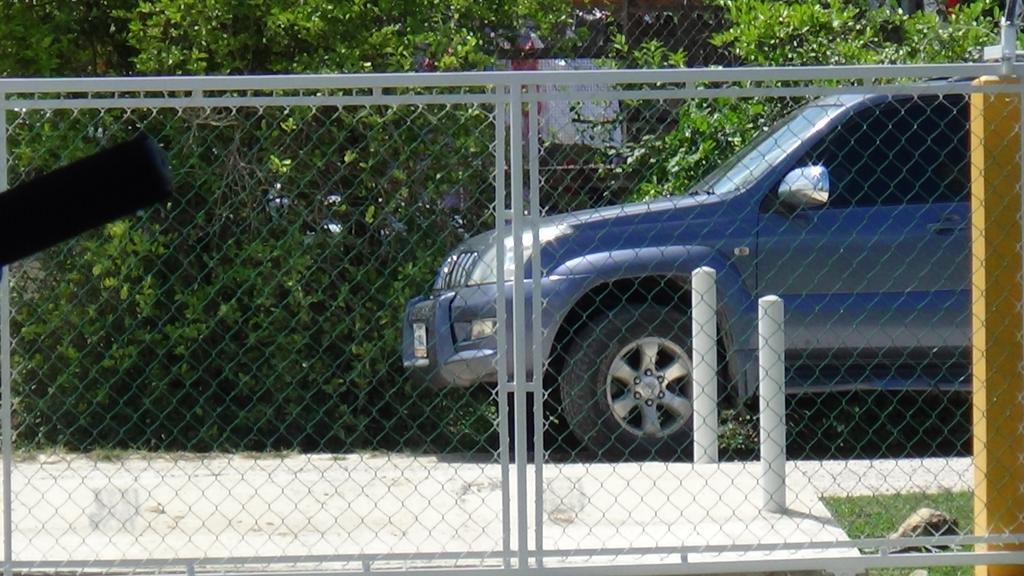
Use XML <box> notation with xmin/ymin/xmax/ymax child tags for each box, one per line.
<box><xmin>692</xmin><ymin>266</ymin><xmax>718</xmax><ymax>464</ymax></box>
<box><xmin>526</xmin><ymin>83</ymin><xmax>545</xmax><ymax>568</ymax></box>
<box><xmin>493</xmin><ymin>83</ymin><xmax>512</xmax><ymax>570</ymax></box>
<box><xmin>759</xmin><ymin>295</ymin><xmax>786</xmax><ymax>513</ymax></box>
<box><xmin>0</xmin><ymin>90</ymin><xmax>11</xmax><ymax>576</ymax></box>
<box><xmin>508</xmin><ymin>82</ymin><xmax>529</xmax><ymax>569</ymax></box>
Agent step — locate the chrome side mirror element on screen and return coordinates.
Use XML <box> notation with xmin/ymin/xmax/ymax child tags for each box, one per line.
<box><xmin>778</xmin><ymin>166</ymin><xmax>829</xmax><ymax>210</ymax></box>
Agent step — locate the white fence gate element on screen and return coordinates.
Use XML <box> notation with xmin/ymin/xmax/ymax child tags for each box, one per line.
<box><xmin>1</xmin><ymin>62</ymin><xmax>1022</xmax><ymax>575</ymax></box>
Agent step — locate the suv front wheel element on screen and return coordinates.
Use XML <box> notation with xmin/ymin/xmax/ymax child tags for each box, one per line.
<box><xmin>561</xmin><ymin>304</ymin><xmax>697</xmax><ymax>459</ymax></box>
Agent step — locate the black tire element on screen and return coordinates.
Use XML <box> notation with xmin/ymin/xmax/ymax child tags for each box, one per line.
<box><xmin>561</xmin><ymin>303</ymin><xmax>696</xmax><ymax>459</ymax></box>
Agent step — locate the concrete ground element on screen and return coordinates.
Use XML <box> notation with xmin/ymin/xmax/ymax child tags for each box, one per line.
<box><xmin>5</xmin><ymin>453</ymin><xmax>971</xmax><ymax>571</ymax></box>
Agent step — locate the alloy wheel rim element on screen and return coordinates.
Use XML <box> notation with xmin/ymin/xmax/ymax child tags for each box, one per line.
<box><xmin>604</xmin><ymin>336</ymin><xmax>694</xmax><ymax>439</ymax></box>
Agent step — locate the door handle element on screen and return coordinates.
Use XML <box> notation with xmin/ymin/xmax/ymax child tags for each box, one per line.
<box><xmin>928</xmin><ymin>215</ymin><xmax>966</xmax><ymax>234</ymax></box>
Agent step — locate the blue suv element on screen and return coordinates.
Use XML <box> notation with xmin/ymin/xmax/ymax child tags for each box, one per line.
<box><xmin>403</xmin><ymin>89</ymin><xmax>970</xmax><ymax>456</ymax></box>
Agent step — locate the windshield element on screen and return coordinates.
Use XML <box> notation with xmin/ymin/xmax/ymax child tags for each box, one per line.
<box><xmin>692</xmin><ymin>104</ymin><xmax>844</xmax><ymax>196</ymax></box>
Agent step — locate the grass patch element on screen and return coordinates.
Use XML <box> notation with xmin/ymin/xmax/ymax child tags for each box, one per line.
<box><xmin>823</xmin><ymin>491</ymin><xmax>972</xmax><ymax>576</ymax></box>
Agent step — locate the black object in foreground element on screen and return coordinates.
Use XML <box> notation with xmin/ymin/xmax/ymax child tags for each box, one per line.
<box><xmin>0</xmin><ymin>133</ymin><xmax>172</xmax><ymax>265</ymax></box>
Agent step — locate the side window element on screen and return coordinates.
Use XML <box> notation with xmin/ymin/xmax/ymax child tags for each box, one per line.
<box><xmin>795</xmin><ymin>95</ymin><xmax>969</xmax><ymax>208</ymax></box>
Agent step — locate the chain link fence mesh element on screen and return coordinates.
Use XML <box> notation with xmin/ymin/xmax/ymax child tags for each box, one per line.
<box><xmin>2</xmin><ymin>69</ymin><xmax>1023</xmax><ymax>573</ymax></box>
<box><xmin>524</xmin><ymin>80</ymin><xmax>987</xmax><ymax>562</ymax></box>
<box><xmin>6</xmin><ymin>89</ymin><xmax>515</xmax><ymax>564</ymax></box>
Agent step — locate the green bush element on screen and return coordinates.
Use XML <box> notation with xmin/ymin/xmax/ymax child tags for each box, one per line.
<box><xmin>10</xmin><ymin>104</ymin><xmax>501</xmax><ymax>452</ymax></box>
<box><xmin>3</xmin><ymin>0</ymin><xmax>578</xmax><ymax>453</ymax></box>
<box><xmin>2</xmin><ymin>0</ymin><xmax>1004</xmax><ymax>454</ymax></box>
<box><xmin>608</xmin><ymin>0</ymin><xmax>1000</xmax><ymax>201</ymax></box>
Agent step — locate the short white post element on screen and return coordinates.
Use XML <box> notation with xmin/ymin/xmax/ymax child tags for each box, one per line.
<box><xmin>691</xmin><ymin>266</ymin><xmax>718</xmax><ymax>464</ymax></box>
<box><xmin>758</xmin><ymin>295</ymin><xmax>786</xmax><ymax>513</ymax></box>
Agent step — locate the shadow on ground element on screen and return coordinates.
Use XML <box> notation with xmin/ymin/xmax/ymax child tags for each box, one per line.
<box><xmin>435</xmin><ymin>389</ymin><xmax>972</xmax><ymax>465</ymax></box>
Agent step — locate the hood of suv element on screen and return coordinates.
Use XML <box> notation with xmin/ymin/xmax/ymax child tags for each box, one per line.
<box><xmin>459</xmin><ymin>192</ymin><xmax>723</xmax><ymax>252</ymax></box>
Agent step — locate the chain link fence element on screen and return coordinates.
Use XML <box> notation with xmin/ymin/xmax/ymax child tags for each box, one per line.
<box><xmin>2</xmin><ymin>62</ymin><xmax>1024</xmax><ymax>574</ymax></box>
<box><xmin>5</xmin><ymin>81</ymin><xmax>508</xmax><ymax>566</ymax></box>
<box><xmin>522</xmin><ymin>73</ymin><xmax>985</xmax><ymax>566</ymax></box>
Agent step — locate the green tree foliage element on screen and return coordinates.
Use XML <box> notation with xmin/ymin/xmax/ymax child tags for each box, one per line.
<box><xmin>120</xmin><ymin>0</ymin><xmax>570</xmax><ymax>74</ymax></box>
<box><xmin>614</xmin><ymin>0</ymin><xmax>1000</xmax><ymax>200</ymax></box>
<box><xmin>11</xmin><ymin>104</ymin><xmax>500</xmax><ymax>451</ymax></box>
<box><xmin>0</xmin><ymin>0</ymin><xmax>136</xmax><ymax>76</ymax></box>
<box><xmin>715</xmin><ymin>0</ymin><xmax>998</xmax><ymax>66</ymax></box>
<box><xmin>0</xmin><ymin>0</ymin><xmax>572</xmax><ymax>76</ymax></box>
<box><xmin>0</xmin><ymin>0</ymin><xmax>1004</xmax><ymax>452</ymax></box>
<box><xmin>4</xmin><ymin>1</ymin><xmax>569</xmax><ymax>451</ymax></box>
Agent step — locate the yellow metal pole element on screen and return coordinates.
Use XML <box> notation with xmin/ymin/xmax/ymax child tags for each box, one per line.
<box><xmin>971</xmin><ymin>75</ymin><xmax>1024</xmax><ymax>576</ymax></box>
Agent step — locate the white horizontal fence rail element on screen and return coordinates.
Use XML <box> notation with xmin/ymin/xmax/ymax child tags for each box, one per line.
<box><xmin>3</xmin><ymin>82</ymin><xmax>1019</xmax><ymax>112</ymax></box>
<box><xmin>1</xmin><ymin>63</ymin><xmax>1022</xmax><ymax>575</ymax></box>
<box><xmin>14</xmin><ymin>551</ymin><xmax>1024</xmax><ymax>576</ymax></box>
<box><xmin>0</xmin><ymin>62</ymin><xmax>1008</xmax><ymax>93</ymax></box>
<box><xmin>0</xmin><ymin>62</ymin><xmax>1013</xmax><ymax>109</ymax></box>
<box><xmin>14</xmin><ymin>532</ymin><xmax>1024</xmax><ymax>568</ymax></box>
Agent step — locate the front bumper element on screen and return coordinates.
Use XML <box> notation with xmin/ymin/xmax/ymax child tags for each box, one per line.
<box><xmin>401</xmin><ymin>290</ymin><xmax>499</xmax><ymax>388</ymax></box>
<box><xmin>401</xmin><ymin>278</ymin><xmax>578</xmax><ymax>389</ymax></box>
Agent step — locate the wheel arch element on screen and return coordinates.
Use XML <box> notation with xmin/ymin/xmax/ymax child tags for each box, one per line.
<box><xmin>545</xmin><ymin>272</ymin><xmax>744</xmax><ymax>408</ymax></box>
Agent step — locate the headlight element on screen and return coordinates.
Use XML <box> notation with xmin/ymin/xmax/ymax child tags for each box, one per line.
<box><xmin>454</xmin><ymin>318</ymin><xmax>498</xmax><ymax>342</ymax></box>
<box><xmin>470</xmin><ymin>318</ymin><xmax>498</xmax><ymax>340</ymax></box>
